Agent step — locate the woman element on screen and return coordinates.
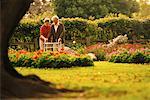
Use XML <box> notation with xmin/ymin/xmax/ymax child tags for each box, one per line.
<box><xmin>39</xmin><ymin>17</ymin><xmax>51</xmax><ymax>50</ymax></box>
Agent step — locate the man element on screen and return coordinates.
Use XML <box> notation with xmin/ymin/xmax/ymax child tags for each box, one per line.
<box><xmin>49</xmin><ymin>15</ymin><xmax>65</xmax><ymax>50</ymax></box>
<box><xmin>39</xmin><ymin>17</ymin><xmax>51</xmax><ymax>50</ymax></box>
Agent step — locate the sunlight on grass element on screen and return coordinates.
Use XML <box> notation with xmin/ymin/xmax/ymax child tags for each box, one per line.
<box><xmin>16</xmin><ymin>62</ymin><xmax>150</xmax><ymax>100</ymax></box>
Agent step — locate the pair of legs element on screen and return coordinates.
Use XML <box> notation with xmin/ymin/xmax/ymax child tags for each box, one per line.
<box><xmin>39</xmin><ymin>39</ymin><xmax>49</xmax><ymax>50</ymax></box>
<box><xmin>39</xmin><ymin>39</ymin><xmax>44</xmax><ymax>50</ymax></box>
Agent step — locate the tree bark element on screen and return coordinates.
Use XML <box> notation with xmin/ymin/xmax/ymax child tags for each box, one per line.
<box><xmin>1</xmin><ymin>0</ymin><xmax>33</xmax><ymax>78</ymax></box>
<box><xmin>0</xmin><ymin>0</ymin><xmax>83</xmax><ymax>98</ymax></box>
<box><xmin>0</xmin><ymin>0</ymin><xmax>59</xmax><ymax>98</ymax></box>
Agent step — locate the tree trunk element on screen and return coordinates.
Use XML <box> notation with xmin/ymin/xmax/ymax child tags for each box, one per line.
<box><xmin>0</xmin><ymin>0</ymin><xmax>59</xmax><ymax>98</ymax></box>
<box><xmin>1</xmin><ymin>0</ymin><xmax>33</xmax><ymax>78</ymax></box>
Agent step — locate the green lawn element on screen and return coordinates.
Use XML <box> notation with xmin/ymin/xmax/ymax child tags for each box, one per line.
<box><xmin>16</xmin><ymin>62</ymin><xmax>150</xmax><ymax>100</ymax></box>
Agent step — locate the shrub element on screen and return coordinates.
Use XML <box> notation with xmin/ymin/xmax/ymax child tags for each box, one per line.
<box><xmin>9</xmin><ymin>54</ymin><xmax>17</xmax><ymax>67</ymax></box>
<box><xmin>129</xmin><ymin>52</ymin><xmax>146</xmax><ymax>64</ymax></box>
<box><xmin>10</xmin><ymin>17</ymin><xmax>150</xmax><ymax>50</ymax></box>
<box><xmin>85</xmin><ymin>44</ymin><xmax>106</xmax><ymax>61</ymax></box>
<box><xmin>35</xmin><ymin>55</ymin><xmax>54</xmax><ymax>68</ymax></box>
<box><xmin>16</xmin><ymin>54</ymin><xmax>35</xmax><ymax>67</ymax></box>
<box><xmin>8</xmin><ymin>50</ymin><xmax>94</xmax><ymax>68</ymax></box>
<box><xmin>108</xmin><ymin>51</ymin><xmax>150</xmax><ymax>64</ymax></box>
<box><xmin>90</xmin><ymin>49</ymin><xmax>106</xmax><ymax>61</ymax></box>
<box><xmin>110</xmin><ymin>52</ymin><xmax>131</xmax><ymax>63</ymax></box>
<box><xmin>143</xmin><ymin>19</ymin><xmax>150</xmax><ymax>39</ymax></box>
<box><xmin>53</xmin><ymin>54</ymin><xmax>72</xmax><ymax>68</ymax></box>
<box><xmin>72</xmin><ymin>56</ymin><xmax>94</xmax><ymax>66</ymax></box>
<box><xmin>144</xmin><ymin>54</ymin><xmax>150</xmax><ymax>63</ymax></box>
<box><xmin>85</xmin><ymin>43</ymin><xmax>150</xmax><ymax>64</ymax></box>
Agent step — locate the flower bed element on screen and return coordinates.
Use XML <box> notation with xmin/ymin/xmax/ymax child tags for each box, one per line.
<box><xmin>85</xmin><ymin>43</ymin><xmax>150</xmax><ymax>64</ymax></box>
<box><xmin>8</xmin><ymin>49</ymin><xmax>94</xmax><ymax>68</ymax></box>
<box><xmin>108</xmin><ymin>49</ymin><xmax>150</xmax><ymax>64</ymax></box>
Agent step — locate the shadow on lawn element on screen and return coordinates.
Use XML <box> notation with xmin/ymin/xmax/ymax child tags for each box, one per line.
<box><xmin>25</xmin><ymin>74</ymin><xmax>84</xmax><ymax>93</ymax></box>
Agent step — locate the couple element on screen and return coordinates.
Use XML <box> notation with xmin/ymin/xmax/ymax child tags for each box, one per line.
<box><xmin>39</xmin><ymin>15</ymin><xmax>65</xmax><ymax>50</ymax></box>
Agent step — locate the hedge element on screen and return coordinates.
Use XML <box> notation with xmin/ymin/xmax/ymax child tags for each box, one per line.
<box><xmin>9</xmin><ymin>50</ymin><xmax>94</xmax><ymax>68</ymax></box>
<box><xmin>10</xmin><ymin>17</ymin><xmax>150</xmax><ymax>50</ymax></box>
<box><xmin>108</xmin><ymin>51</ymin><xmax>150</xmax><ymax>64</ymax></box>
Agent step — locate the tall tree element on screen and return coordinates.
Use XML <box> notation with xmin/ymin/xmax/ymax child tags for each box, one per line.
<box><xmin>139</xmin><ymin>0</ymin><xmax>150</xmax><ymax>16</ymax></box>
<box><xmin>53</xmin><ymin>0</ymin><xmax>140</xmax><ymax>19</ymax></box>
<box><xmin>0</xmin><ymin>0</ymin><xmax>61</xmax><ymax>98</ymax></box>
<box><xmin>25</xmin><ymin>0</ymin><xmax>54</xmax><ymax>18</ymax></box>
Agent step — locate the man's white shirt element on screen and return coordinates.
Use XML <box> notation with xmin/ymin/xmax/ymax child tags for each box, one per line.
<box><xmin>53</xmin><ymin>22</ymin><xmax>60</xmax><ymax>33</ymax></box>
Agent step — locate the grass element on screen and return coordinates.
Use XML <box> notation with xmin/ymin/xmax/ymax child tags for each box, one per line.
<box><xmin>16</xmin><ymin>61</ymin><xmax>150</xmax><ymax>100</ymax></box>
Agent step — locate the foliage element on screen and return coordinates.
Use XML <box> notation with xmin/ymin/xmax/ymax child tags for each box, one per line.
<box><xmin>8</xmin><ymin>50</ymin><xmax>94</xmax><ymax>68</ymax></box>
<box><xmin>16</xmin><ymin>62</ymin><xmax>150</xmax><ymax>99</ymax></box>
<box><xmin>16</xmin><ymin>54</ymin><xmax>34</xmax><ymax>67</ymax></box>
<box><xmin>85</xmin><ymin>43</ymin><xmax>150</xmax><ymax>63</ymax></box>
<box><xmin>87</xmin><ymin>49</ymin><xmax>106</xmax><ymax>61</ymax></box>
<box><xmin>129</xmin><ymin>51</ymin><xmax>149</xmax><ymax>64</ymax></box>
<box><xmin>53</xmin><ymin>0</ymin><xmax>140</xmax><ymax>19</ymax></box>
<box><xmin>10</xmin><ymin>17</ymin><xmax>150</xmax><ymax>50</ymax></box>
<box><xmin>108</xmin><ymin>49</ymin><xmax>150</xmax><ymax>64</ymax></box>
<box><xmin>134</xmin><ymin>0</ymin><xmax>150</xmax><ymax>17</ymax></box>
<box><xmin>11</xmin><ymin>22</ymin><xmax>41</xmax><ymax>42</ymax></box>
<box><xmin>97</xmin><ymin>18</ymin><xmax>150</xmax><ymax>40</ymax></box>
<box><xmin>24</xmin><ymin>0</ymin><xmax>54</xmax><ymax>19</ymax></box>
<box><xmin>109</xmin><ymin>52</ymin><xmax>130</xmax><ymax>63</ymax></box>
<box><xmin>72</xmin><ymin>56</ymin><xmax>94</xmax><ymax>66</ymax></box>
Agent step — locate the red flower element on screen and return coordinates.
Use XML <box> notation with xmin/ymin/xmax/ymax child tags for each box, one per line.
<box><xmin>49</xmin><ymin>52</ymin><xmax>54</xmax><ymax>55</ymax></box>
<box><xmin>32</xmin><ymin>55</ymin><xmax>39</xmax><ymax>59</ymax></box>
<box><xmin>61</xmin><ymin>48</ymin><xmax>64</xmax><ymax>51</ymax></box>
<box><xmin>18</xmin><ymin>50</ymin><xmax>28</xmax><ymax>54</ymax></box>
<box><xmin>36</xmin><ymin>50</ymin><xmax>43</xmax><ymax>55</ymax></box>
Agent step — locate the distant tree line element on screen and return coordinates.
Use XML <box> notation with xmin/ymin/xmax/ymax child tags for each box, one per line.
<box><xmin>25</xmin><ymin>0</ymin><xmax>150</xmax><ymax>19</ymax></box>
<box><xmin>53</xmin><ymin>0</ymin><xmax>140</xmax><ymax>19</ymax></box>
